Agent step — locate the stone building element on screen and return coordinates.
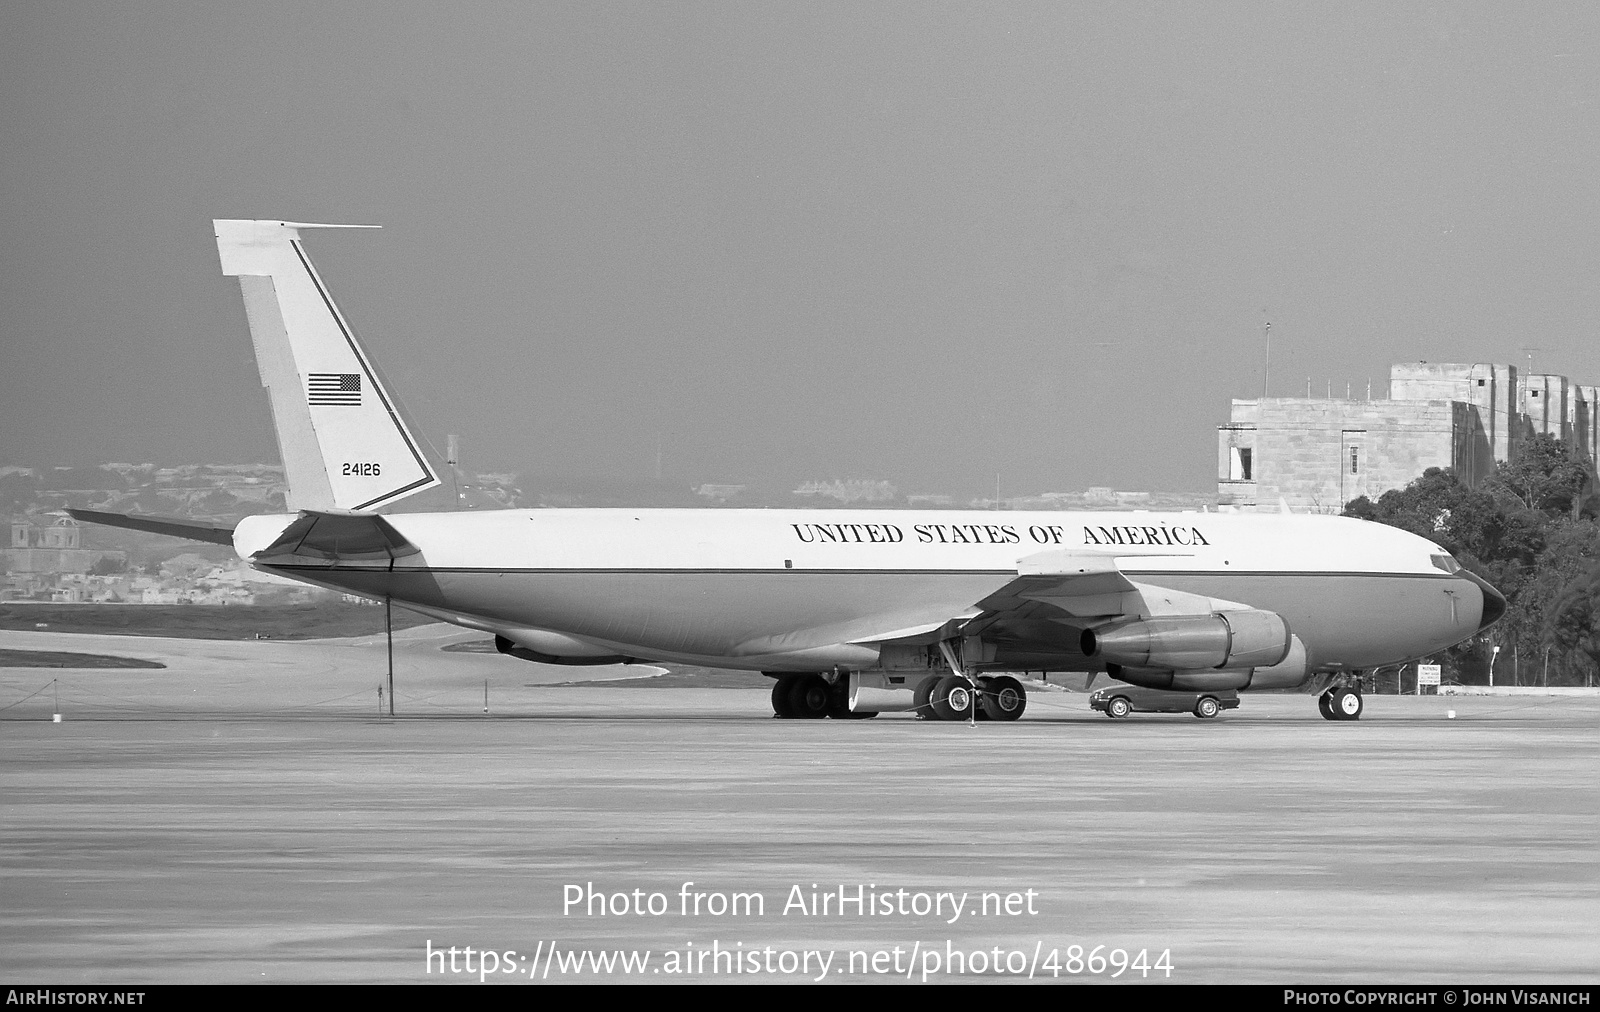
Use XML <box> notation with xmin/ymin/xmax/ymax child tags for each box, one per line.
<box><xmin>4</xmin><ymin>514</ymin><xmax>126</xmax><ymax>574</ymax></box>
<box><xmin>1218</xmin><ymin>362</ymin><xmax>1599</xmax><ymax>511</ymax></box>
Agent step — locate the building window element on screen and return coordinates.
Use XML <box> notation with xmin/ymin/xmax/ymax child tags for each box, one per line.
<box><xmin>1230</xmin><ymin>447</ymin><xmax>1253</xmax><ymax>481</ymax></box>
<box><xmin>1532</xmin><ymin>390</ymin><xmax>1540</xmax><ymax>397</ymax></box>
<box><xmin>1350</xmin><ymin>447</ymin><xmax>1360</xmax><ymax>475</ymax></box>
<box><xmin>1477</xmin><ymin>379</ymin><xmax>1486</xmax><ymax>387</ymax></box>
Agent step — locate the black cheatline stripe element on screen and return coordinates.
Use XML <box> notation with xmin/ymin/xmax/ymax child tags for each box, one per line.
<box><xmin>290</xmin><ymin>239</ymin><xmax>436</xmax><ymax>510</ymax></box>
<box><xmin>265</xmin><ymin>565</ymin><xmax>1019</xmax><ymax>575</ymax></box>
<box><xmin>260</xmin><ymin>565</ymin><xmax>1456</xmax><ymax>579</ymax></box>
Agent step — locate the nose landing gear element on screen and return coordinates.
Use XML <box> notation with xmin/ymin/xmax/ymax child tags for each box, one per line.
<box><xmin>1318</xmin><ymin>676</ymin><xmax>1365</xmax><ymax>721</ymax></box>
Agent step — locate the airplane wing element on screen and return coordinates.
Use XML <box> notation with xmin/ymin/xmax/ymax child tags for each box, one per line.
<box><xmin>851</xmin><ymin>547</ymin><xmax>1217</xmax><ymax>665</ymax></box>
<box><xmin>976</xmin><ymin>548</ymin><xmax>1145</xmax><ymax>618</ymax></box>
<box><xmin>65</xmin><ymin>509</ymin><xmax>237</xmax><ymax>547</ymax></box>
<box><xmin>838</xmin><ymin>544</ymin><xmax>1248</xmax><ymax>678</ymax></box>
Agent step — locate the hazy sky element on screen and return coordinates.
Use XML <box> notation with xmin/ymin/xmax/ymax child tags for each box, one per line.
<box><xmin>5</xmin><ymin>3</ymin><xmax>1600</xmax><ymax>495</ymax></box>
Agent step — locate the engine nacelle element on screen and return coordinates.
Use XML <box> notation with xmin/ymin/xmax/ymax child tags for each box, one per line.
<box><xmin>1109</xmin><ymin>666</ymin><xmax>1251</xmax><ymax>691</ymax></box>
<box><xmin>1108</xmin><ymin>634</ymin><xmax>1309</xmax><ymax>691</ymax></box>
<box><xmin>1237</xmin><ymin>634</ymin><xmax>1310</xmax><ymax>689</ymax></box>
<box><xmin>1082</xmin><ymin>610</ymin><xmax>1291</xmax><ymax>671</ymax></box>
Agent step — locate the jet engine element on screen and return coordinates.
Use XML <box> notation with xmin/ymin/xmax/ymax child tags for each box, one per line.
<box><xmin>1099</xmin><ymin>628</ymin><xmax>1309</xmax><ymax>692</ymax></box>
<box><xmin>1082</xmin><ymin>610</ymin><xmax>1291</xmax><ymax>671</ymax></box>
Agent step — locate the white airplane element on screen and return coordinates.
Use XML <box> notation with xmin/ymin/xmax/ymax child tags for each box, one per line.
<box><xmin>71</xmin><ymin>219</ymin><xmax>1505</xmax><ymax>723</ymax></box>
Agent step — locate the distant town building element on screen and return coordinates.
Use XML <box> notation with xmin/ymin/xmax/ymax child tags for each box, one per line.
<box><xmin>1218</xmin><ymin>362</ymin><xmax>1600</xmax><ymax>511</ymax></box>
<box><xmin>993</xmin><ymin>489</ymin><xmax>1212</xmax><ymax>512</ymax></box>
<box><xmin>694</xmin><ymin>484</ymin><xmax>747</xmax><ymax>501</ymax></box>
<box><xmin>4</xmin><ymin>514</ymin><xmax>126</xmax><ymax>575</ymax></box>
<box><xmin>792</xmin><ymin>480</ymin><xmax>899</xmax><ymax>504</ymax></box>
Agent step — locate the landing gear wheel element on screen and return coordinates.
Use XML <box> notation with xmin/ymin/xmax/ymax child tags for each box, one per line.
<box><xmin>980</xmin><ymin>675</ymin><xmax>1027</xmax><ymax>721</ymax></box>
<box><xmin>930</xmin><ymin>674</ymin><xmax>975</xmax><ymax>721</ymax></box>
<box><xmin>1194</xmin><ymin>696</ymin><xmax>1222</xmax><ymax>719</ymax></box>
<box><xmin>771</xmin><ymin>676</ymin><xmax>797</xmax><ymax>718</ymax></box>
<box><xmin>786</xmin><ymin>674</ymin><xmax>831</xmax><ymax>719</ymax></box>
<box><xmin>912</xmin><ymin>676</ymin><xmax>941</xmax><ymax>720</ymax></box>
<box><xmin>1318</xmin><ymin>690</ymin><xmax>1337</xmax><ymax>721</ymax></box>
<box><xmin>1106</xmin><ymin>696</ymin><xmax>1132</xmax><ymax>719</ymax></box>
<box><xmin>1331</xmin><ymin>687</ymin><xmax>1363</xmax><ymax>721</ymax></box>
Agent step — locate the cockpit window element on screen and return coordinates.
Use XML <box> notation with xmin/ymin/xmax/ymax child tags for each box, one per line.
<box><xmin>1431</xmin><ymin>553</ymin><xmax>1461</xmax><ymax>574</ymax></box>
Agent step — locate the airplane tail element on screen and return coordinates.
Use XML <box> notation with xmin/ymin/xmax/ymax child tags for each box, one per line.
<box><xmin>214</xmin><ymin>219</ymin><xmax>442</xmax><ymax>512</ymax></box>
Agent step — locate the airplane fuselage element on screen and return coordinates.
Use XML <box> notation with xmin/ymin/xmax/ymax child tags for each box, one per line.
<box><xmin>235</xmin><ymin>508</ymin><xmax>1494</xmax><ymax>675</ymax></box>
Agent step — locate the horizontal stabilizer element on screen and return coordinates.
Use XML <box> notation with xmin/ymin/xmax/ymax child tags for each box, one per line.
<box><xmin>252</xmin><ymin>511</ymin><xmax>419</xmax><ymax>562</ymax></box>
<box><xmin>65</xmin><ymin>509</ymin><xmax>236</xmax><ymax>547</ymax></box>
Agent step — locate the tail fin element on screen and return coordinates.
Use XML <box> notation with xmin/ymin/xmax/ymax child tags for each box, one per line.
<box><xmin>214</xmin><ymin>219</ymin><xmax>441</xmax><ymax>512</ymax></box>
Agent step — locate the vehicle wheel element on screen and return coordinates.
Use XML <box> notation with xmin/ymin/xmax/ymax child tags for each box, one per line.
<box><xmin>1194</xmin><ymin>696</ymin><xmax>1221</xmax><ymax>719</ymax></box>
<box><xmin>786</xmin><ymin>674</ymin><xmax>831</xmax><ymax>718</ymax></box>
<box><xmin>980</xmin><ymin>675</ymin><xmax>1027</xmax><ymax>721</ymax></box>
<box><xmin>1318</xmin><ymin>690</ymin><xmax>1338</xmax><ymax>721</ymax></box>
<box><xmin>1332</xmin><ymin>687</ymin><xmax>1363</xmax><ymax>721</ymax></box>
<box><xmin>930</xmin><ymin>674</ymin><xmax>975</xmax><ymax>721</ymax></box>
<box><xmin>912</xmin><ymin>675</ymin><xmax>941</xmax><ymax>720</ymax></box>
<box><xmin>1106</xmin><ymin>696</ymin><xmax>1132</xmax><ymax>719</ymax></box>
<box><xmin>771</xmin><ymin>676</ymin><xmax>797</xmax><ymax>718</ymax></box>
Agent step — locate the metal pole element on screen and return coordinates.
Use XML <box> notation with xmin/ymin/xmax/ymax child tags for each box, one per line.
<box><xmin>386</xmin><ymin>596</ymin><xmax>395</xmax><ymax>717</ymax></box>
<box><xmin>1262</xmin><ymin>321</ymin><xmax>1271</xmax><ymax>397</ymax></box>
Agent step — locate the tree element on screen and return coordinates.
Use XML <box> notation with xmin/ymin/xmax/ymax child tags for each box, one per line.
<box><xmin>1345</xmin><ymin>442</ymin><xmax>1600</xmax><ymax>685</ymax></box>
<box><xmin>1492</xmin><ymin>433</ymin><xmax>1595</xmax><ymax>520</ymax></box>
<box><xmin>1547</xmin><ymin>564</ymin><xmax>1600</xmax><ymax>685</ymax></box>
<box><xmin>89</xmin><ymin>555</ymin><xmax>127</xmax><ymax>576</ymax></box>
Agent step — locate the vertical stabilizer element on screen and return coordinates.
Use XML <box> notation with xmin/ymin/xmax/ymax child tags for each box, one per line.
<box><xmin>215</xmin><ymin>219</ymin><xmax>440</xmax><ymax>512</ymax></box>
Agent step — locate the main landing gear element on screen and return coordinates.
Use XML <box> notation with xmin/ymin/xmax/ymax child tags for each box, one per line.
<box><xmin>765</xmin><ymin>672</ymin><xmax>1029</xmax><ymax>721</ymax></box>
<box><xmin>1318</xmin><ymin>674</ymin><xmax>1365</xmax><ymax>721</ymax></box>
<box><xmin>769</xmin><ymin>673</ymin><xmax>877</xmax><ymax>720</ymax></box>
<box><xmin>916</xmin><ymin>674</ymin><xmax>1028</xmax><ymax>722</ymax></box>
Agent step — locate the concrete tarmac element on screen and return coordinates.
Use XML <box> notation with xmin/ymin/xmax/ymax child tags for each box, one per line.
<box><xmin>2</xmin><ymin>630</ymin><xmax>1596</xmax><ymax>984</ymax></box>
<box><xmin>0</xmin><ymin>625</ymin><xmax>667</xmax><ymax>718</ymax></box>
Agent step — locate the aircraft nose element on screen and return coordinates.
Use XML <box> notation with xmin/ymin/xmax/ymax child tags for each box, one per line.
<box><xmin>1458</xmin><ymin>570</ymin><xmax>1507</xmax><ymax>631</ymax></box>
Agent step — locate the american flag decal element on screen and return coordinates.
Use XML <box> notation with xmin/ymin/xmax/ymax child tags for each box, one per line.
<box><xmin>307</xmin><ymin>373</ymin><xmax>361</xmax><ymax>406</ymax></box>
